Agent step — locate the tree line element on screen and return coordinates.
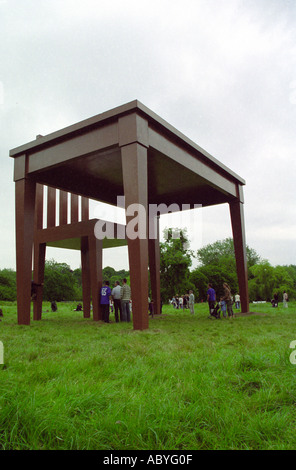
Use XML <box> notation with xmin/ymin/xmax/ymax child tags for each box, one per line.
<box><xmin>159</xmin><ymin>231</ymin><xmax>296</xmax><ymax>303</ymax></box>
<box><xmin>0</xmin><ymin>260</ymin><xmax>129</xmax><ymax>303</ymax></box>
<box><xmin>0</xmin><ymin>234</ymin><xmax>295</xmax><ymax>303</ymax></box>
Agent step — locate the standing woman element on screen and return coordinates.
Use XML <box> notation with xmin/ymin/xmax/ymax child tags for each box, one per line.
<box><xmin>188</xmin><ymin>290</ymin><xmax>195</xmax><ymax>315</ymax></box>
<box><xmin>283</xmin><ymin>291</ymin><xmax>289</xmax><ymax>308</ymax></box>
<box><xmin>223</xmin><ymin>283</ymin><xmax>234</xmax><ymax>318</ymax></box>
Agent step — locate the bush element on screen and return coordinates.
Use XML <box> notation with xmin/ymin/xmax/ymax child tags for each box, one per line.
<box><xmin>0</xmin><ymin>269</ymin><xmax>16</xmax><ymax>301</ymax></box>
<box><xmin>43</xmin><ymin>260</ymin><xmax>82</xmax><ymax>302</ymax></box>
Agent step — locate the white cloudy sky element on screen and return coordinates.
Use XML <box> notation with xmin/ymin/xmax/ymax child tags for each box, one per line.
<box><xmin>0</xmin><ymin>0</ymin><xmax>295</xmax><ymax>272</ymax></box>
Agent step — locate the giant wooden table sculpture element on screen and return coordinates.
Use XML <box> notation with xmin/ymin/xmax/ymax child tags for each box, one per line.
<box><xmin>10</xmin><ymin>100</ymin><xmax>249</xmax><ymax>329</ymax></box>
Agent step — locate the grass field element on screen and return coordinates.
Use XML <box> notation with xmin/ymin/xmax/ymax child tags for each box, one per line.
<box><xmin>0</xmin><ymin>300</ymin><xmax>295</xmax><ymax>450</ymax></box>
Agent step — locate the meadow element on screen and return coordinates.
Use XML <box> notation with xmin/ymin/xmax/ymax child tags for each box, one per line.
<box><xmin>0</xmin><ymin>300</ymin><xmax>295</xmax><ymax>450</ymax></box>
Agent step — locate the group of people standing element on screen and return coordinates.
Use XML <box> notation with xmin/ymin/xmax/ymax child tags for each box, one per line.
<box><xmin>100</xmin><ymin>278</ymin><xmax>131</xmax><ymax>324</ymax></box>
<box><xmin>171</xmin><ymin>294</ymin><xmax>188</xmax><ymax>309</ymax></box>
<box><xmin>207</xmin><ymin>282</ymin><xmax>238</xmax><ymax>319</ymax></box>
<box><xmin>171</xmin><ymin>291</ymin><xmax>195</xmax><ymax>315</ymax></box>
<box><xmin>272</xmin><ymin>291</ymin><xmax>289</xmax><ymax>308</ymax></box>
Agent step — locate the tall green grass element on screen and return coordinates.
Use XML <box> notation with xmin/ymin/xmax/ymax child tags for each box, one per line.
<box><xmin>0</xmin><ymin>301</ymin><xmax>295</xmax><ymax>450</ymax></box>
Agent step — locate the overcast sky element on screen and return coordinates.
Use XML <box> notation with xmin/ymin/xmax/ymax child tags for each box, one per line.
<box><xmin>1</xmin><ymin>0</ymin><xmax>295</xmax><ymax>272</ymax></box>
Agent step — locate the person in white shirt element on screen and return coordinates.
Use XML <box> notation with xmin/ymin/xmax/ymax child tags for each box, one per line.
<box><xmin>235</xmin><ymin>293</ymin><xmax>240</xmax><ymax>309</ymax></box>
<box><xmin>283</xmin><ymin>291</ymin><xmax>288</xmax><ymax>308</ymax></box>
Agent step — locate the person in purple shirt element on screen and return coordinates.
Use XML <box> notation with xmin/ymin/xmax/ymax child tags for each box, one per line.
<box><xmin>207</xmin><ymin>283</ymin><xmax>216</xmax><ymax>317</ymax></box>
<box><xmin>100</xmin><ymin>280</ymin><xmax>112</xmax><ymax>323</ymax></box>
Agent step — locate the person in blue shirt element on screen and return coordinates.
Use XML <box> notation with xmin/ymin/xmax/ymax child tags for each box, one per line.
<box><xmin>207</xmin><ymin>283</ymin><xmax>216</xmax><ymax>317</ymax></box>
<box><xmin>100</xmin><ymin>280</ymin><xmax>112</xmax><ymax>323</ymax></box>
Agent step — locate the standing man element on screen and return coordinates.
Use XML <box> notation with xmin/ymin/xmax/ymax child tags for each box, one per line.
<box><xmin>111</xmin><ymin>281</ymin><xmax>123</xmax><ymax>322</ymax></box>
<box><xmin>188</xmin><ymin>290</ymin><xmax>195</xmax><ymax>315</ymax></box>
<box><xmin>207</xmin><ymin>283</ymin><xmax>216</xmax><ymax>318</ymax></box>
<box><xmin>121</xmin><ymin>278</ymin><xmax>131</xmax><ymax>322</ymax></box>
<box><xmin>100</xmin><ymin>280</ymin><xmax>112</xmax><ymax>323</ymax></box>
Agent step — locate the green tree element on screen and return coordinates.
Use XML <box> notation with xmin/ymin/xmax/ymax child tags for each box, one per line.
<box><xmin>0</xmin><ymin>269</ymin><xmax>17</xmax><ymax>301</ymax></box>
<box><xmin>284</xmin><ymin>265</ymin><xmax>296</xmax><ymax>299</ymax></box>
<box><xmin>102</xmin><ymin>267</ymin><xmax>130</xmax><ymax>288</ymax></box>
<box><xmin>102</xmin><ymin>266</ymin><xmax>116</xmax><ymax>280</ymax></box>
<box><xmin>189</xmin><ymin>269</ymin><xmax>208</xmax><ymax>301</ymax></box>
<box><xmin>248</xmin><ymin>261</ymin><xmax>274</xmax><ymax>301</ymax></box>
<box><xmin>285</xmin><ymin>265</ymin><xmax>296</xmax><ymax>283</ymax></box>
<box><xmin>160</xmin><ymin>228</ymin><xmax>195</xmax><ymax>301</ymax></box>
<box><xmin>190</xmin><ymin>238</ymin><xmax>261</xmax><ymax>301</ymax></box>
<box><xmin>43</xmin><ymin>260</ymin><xmax>81</xmax><ymax>301</ymax></box>
<box><xmin>248</xmin><ymin>261</ymin><xmax>295</xmax><ymax>302</ymax></box>
<box><xmin>73</xmin><ymin>268</ymin><xmax>82</xmax><ymax>288</ymax></box>
<box><xmin>246</xmin><ymin>260</ymin><xmax>293</xmax><ymax>301</ymax></box>
<box><xmin>191</xmin><ymin>264</ymin><xmax>237</xmax><ymax>301</ymax></box>
<box><xmin>196</xmin><ymin>237</ymin><xmax>260</xmax><ymax>272</ymax></box>
<box><xmin>272</xmin><ymin>265</ymin><xmax>295</xmax><ymax>300</ymax></box>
